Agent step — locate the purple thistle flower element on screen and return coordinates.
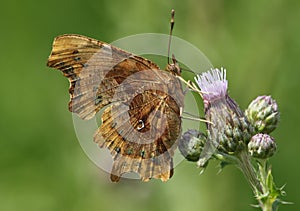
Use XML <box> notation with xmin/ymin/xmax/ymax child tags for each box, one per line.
<box><xmin>195</xmin><ymin>68</ymin><xmax>253</xmax><ymax>166</ymax></box>
<box><xmin>195</xmin><ymin>67</ymin><xmax>228</xmax><ymax>105</ymax></box>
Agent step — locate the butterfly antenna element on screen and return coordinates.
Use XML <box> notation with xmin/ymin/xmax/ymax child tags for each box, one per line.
<box><xmin>167</xmin><ymin>9</ymin><xmax>175</xmax><ymax>64</ymax></box>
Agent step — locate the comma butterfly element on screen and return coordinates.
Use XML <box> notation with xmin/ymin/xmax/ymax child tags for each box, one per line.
<box><xmin>47</xmin><ymin>11</ymin><xmax>184</xmax><ymax>182</ymax></box>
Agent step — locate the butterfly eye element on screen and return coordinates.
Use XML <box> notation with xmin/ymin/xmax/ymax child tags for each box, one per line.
<box><xmin>166</xmin><ymin>63</ymin><xmax>181</xmax><ymax>76</ymax></box>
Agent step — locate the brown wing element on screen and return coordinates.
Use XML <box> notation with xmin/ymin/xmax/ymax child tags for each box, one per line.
<box><xmin>47</xmin><ymin>34</ymin><xmax>184</xmax><ymax>182</ymax></box>
<box><xmin>47</xmin><ymin>34</ymin><xmax>160</xmax><ymax>120</ymax></box>
<box><xmin>94</xmin><ymin>69</ymin><xmax>183</xmax><ymax>182</ymax></box>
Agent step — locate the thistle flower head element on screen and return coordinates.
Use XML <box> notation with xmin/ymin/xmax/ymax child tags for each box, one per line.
<box><xmin>195</xmin><ymin>67</ymin><xmax>228</xmax><ymax>105</ymax></box>
<box><xmin>245</xmin><ymin>95</ymin><xmax>279</xmax><ymax>134</ymax></box>
<box><xmin>195</xmin><ymin>68</ymin><xmax>253</xmax><ymax>166</ymax></box>
<box><xmin>178</xmin><ymin>129</ymin><xmax>206</xmax><ymax>162</ymax></box>
<box><xmin>248</xmin><ymin>133</ymin><xmax>277</xmax><ymax>159</ymax></box>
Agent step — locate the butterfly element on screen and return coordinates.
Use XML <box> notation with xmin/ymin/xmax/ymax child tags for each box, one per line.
<box><xmin>47</xmin><ymin>34</ymin><xmax>184</xmax><ymax>182</ymax></box>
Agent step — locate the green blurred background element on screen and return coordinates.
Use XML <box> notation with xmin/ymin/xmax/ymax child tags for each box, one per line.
<box><xmin>1</xmin><ymin>0</ymin><xmax>299</xmax><ymax>210</ymax></box>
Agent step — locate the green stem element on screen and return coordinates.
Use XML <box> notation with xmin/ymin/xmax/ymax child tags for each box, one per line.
<box><xmin>237</xmin><ymin>150</ymin><xmax>263</xmax><ymax>194</ymax></box>
<box><xmin>258</xmin><ymin>160</ymin><xmax>268</xmax><ymax>193</ymax></box>
<box><xmin>237</xmin><ymin>151</ymin><xmax>279</xmax><ymax>210</ymax></box>
<box><xmin>261</xmin><ymin>200</ymin><xmax>274</xmax><ymax>211</ymax></box>
<box><xmin>257</xmin><ymin>160</ymin><xmax>280</xmax><ymax>211</ymax></box>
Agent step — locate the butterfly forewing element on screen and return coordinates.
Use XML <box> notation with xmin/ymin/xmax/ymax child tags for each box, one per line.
<box><xmin>47</xmin><ymin>34</ymin><xmax>135</xmax><ymax>119</ymax></box>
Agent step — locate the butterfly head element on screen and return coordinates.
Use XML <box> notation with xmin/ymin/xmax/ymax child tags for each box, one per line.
<box><xmin>166</xmin><ymin>54</ymin><xmax>181</xmax><ymax>76</ymax></box>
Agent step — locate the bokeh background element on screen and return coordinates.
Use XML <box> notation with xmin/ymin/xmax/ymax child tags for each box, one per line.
<box><xmin>1</xmin><ymin>0</ymin><xmax>299</xmax><ymax>210</ymax></box>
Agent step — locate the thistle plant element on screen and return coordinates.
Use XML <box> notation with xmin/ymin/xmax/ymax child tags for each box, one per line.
<box><xmin>179</xmin><ymin>68</ymin><xmax>288</xmax><ymax>210</ymax></box>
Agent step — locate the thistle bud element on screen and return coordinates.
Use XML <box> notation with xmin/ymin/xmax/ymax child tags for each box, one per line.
<box><xmin>248</xmin><ymin>133</ymin><xmax>277</xmax><ymax>159</ymax></box>
<box><xmin>178</xmin><ymin>129</ymin><xmax>206</xmax><ymax>162</ymax></box>
<box><xmin>245</xmin><ymin>95</ymin><xmax>279</xmax><ymax>134</ymax></box>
